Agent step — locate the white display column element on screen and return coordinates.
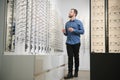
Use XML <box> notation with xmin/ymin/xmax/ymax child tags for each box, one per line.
<box><xmin>108</xmin><ymin>0</ymin><xmax>120</xmax><ymax>53</ymax></box>
<box><xmin>91</xmin><ymin>0</ymin><xmax>105</xmax><ymax>53</ymax></box>
<box><xmin>15</xmin><ymin>0</ymin><xmax>27</xmax><ymax>54</ymax></box>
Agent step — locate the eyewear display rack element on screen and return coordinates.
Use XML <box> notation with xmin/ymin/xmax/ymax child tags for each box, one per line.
<box><xmin>90</xmin><ymin>0</ymin><xmax>120</xmax><ymax>80</ymax></box>
<box><xmin>5</xmin><ymin>0</ymin><xmax>63</xmax><ymax>55</ymax></box>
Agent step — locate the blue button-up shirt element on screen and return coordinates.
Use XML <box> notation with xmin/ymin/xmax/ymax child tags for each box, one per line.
<box><xmin>64</xmin><ymin>19</ymin><xmax>84</xmax><ymax>45</ymax></box>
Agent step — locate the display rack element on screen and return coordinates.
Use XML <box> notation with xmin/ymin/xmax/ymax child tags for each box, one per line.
<box><xmin>91</xmin><ymin>0</ymin><xmax>120</xmax><ymax>80</ymax></box>
<box><xmin>91</xmin><ymin>0</ymin><xmax>105</xmax><ymax>53</ymax></box>
<box><xmin>6</xmin><ymin>0</ymin><xmax>15</xmax><ymax>52</ymax></box>
<box><xmin>108</xmin><ymin>0</ymin><xmax>120</xmax><ymax>53</ymax></box>
<box><xmin>91</xmin><ymin>0</ymin><xmax>120</xmax><ymax>53</ymax></box>
<box><xmin>5</xmin><ymin>0</ymin><xmax>63</xmax><ymax>55</ymax></box>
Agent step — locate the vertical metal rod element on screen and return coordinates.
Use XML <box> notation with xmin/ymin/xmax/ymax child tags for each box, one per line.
<box><xmin>105</xmin><ymin>0</ymin><xmax>109</xmax><ymax>53</ymax></box>
<box><xmin>90</xmin><ymin>0</ymin><xmax>91</xmax><ymax>53</ymax></box>
<box><xmin>25</xmin><ymin>0</ymin><xmax>28</xmax><ymax>52</ymax></box>
<box><xmin>10</xmin><ymin>0</ymin><xmax>14</xmax><ymax>51</ymax></box>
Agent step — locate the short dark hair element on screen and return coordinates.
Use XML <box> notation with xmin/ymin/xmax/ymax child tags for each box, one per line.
<box><xmin>71</xmin><ymin>8</ymin><xmax>78</xmax><ymax>16</ymax></box>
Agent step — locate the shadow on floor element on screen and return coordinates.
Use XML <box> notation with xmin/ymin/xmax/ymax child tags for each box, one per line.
<box><xmin>62</xmin><ymin>70</ymin><xmax>90</xmax><ymax>80</ymax></box>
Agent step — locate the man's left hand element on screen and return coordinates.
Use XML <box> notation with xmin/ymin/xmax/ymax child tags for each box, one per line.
<box><xmin>68</xmin><ymin>27</ymin><xmax>74</xmax><ymax>32</ymax></box>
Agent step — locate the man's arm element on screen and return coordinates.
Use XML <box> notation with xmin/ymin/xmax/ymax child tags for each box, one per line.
<box><xmin>73</xmin><ymin>20</ymin><xmax>84</xmax><ymax>34</ymax></box>
<box><xmin>63</xmin><ymin>23</ymin><xmax>68</xmax><ymax>36</ymax></box>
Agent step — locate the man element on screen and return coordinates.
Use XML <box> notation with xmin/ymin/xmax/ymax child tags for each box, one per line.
<box><xmin>62</xmin><ymin>8</ymin><xmax>84</xmax><ymax>79</ymax></box>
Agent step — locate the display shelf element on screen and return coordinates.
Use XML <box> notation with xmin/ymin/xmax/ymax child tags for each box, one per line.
<box><xmin>5</xmin><ymin>0</ymin><xmax>63</xmax><ymax>55</ymax></box>
<box><xmin>91</xmin><ymin>0</ymin><xmax>120</xmax><ymax>53</ymax></box>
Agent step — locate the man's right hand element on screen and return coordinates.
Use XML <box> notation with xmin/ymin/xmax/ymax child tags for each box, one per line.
<box><xmin>62</xmin><ymin>29</ymin><xmax>66</xmax><ymax>33</ymax></box>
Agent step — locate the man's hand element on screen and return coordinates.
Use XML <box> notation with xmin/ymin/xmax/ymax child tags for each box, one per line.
<box><xmin>68</xmin><ymin>27</ymin><xmax>74</xmax><ymax>32</ymax></box>
<box><xmin>62</xmin><ymin>29</ymin><xmax>66</xmax><ymax>33</ymax></box>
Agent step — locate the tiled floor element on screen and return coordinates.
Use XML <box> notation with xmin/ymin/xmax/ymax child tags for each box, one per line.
<box><xmin>62</xmin><ymin>70</ymin><xmax>90</xmax><ymax>80</ymax></box>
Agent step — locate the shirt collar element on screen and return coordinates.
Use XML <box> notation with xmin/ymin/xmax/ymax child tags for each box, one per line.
<box><xmin>69</xmin><ymin>19</ymin><xmax>76</xmax><ymax>22</ymax></box>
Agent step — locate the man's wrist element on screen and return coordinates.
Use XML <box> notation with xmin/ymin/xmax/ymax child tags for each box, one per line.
<box><xmin>73</xmin><ymin>29</ymin><xmax>75</xmax><ymax>32</ymax></box>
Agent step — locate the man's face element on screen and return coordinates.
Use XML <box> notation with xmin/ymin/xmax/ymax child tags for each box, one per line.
<box><xmin>69</xmin><ymin>10</ymin><xmax>75</xmax><ymax>18</ymax></box>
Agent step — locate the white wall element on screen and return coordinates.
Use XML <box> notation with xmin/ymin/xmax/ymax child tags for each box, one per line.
<box><xmin>0</xmin><ymin>0</ymin><xmax>6</xmax><ymax>79</ymax></box>
<box><xmin>57</xmin><ymin>0</ymin><xmax>90</xmax><ymax>70</ymax></box>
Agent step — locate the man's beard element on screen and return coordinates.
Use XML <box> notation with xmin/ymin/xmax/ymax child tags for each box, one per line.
<box><xmin>69</xmin><ymin>15</ymin><xmax>73</xmax><ymax>18</ymax></box>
